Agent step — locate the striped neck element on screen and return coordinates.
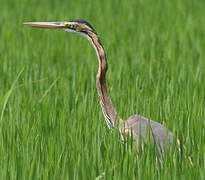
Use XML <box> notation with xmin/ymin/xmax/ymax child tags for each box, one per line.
<box><xmin>86</xmin><ymin>31</ymin><xmax>117</xmax><ymax>129</ymax></box>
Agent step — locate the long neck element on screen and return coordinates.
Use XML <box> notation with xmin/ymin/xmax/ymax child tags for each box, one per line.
<box><xmin>87</xmin><ymin>31</ymin><xmax>117</xmax><ymax>129</ymax></box>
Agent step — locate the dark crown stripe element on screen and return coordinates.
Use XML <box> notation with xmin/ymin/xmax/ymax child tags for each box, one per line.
<box><xmin>69</xmin><ymin>19</ymin><xmax>97</xmax><ymax>34</ymax></box>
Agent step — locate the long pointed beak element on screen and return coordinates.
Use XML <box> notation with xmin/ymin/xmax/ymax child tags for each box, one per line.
<box><xmin>23</xmin><ymin>22</ymin><xmax>67</xmax><ymax>30</ymax></box>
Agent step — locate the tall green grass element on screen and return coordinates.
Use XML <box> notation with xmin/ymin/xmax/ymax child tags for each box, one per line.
<box><xmin>0</xmin><ymin>0</ymin><xmax>204</xmax><ymax>179</ymax></box>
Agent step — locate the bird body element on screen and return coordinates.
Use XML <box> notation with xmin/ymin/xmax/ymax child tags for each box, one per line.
<box><xmin>24</xmin><ymin>20</ymin><xmax>173</xmax><ymax>153</ymax></box>
<box><xmin>120</xmin><ymin>115</ymin><xmax>173</xmax><ymax>152</ymax></box>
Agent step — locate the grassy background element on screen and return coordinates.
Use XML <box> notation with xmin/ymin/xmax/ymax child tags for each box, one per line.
<box><xmin>0</xmin><ymin>0</ymin><xmax>205</xmax><ymax>179</ymax></box>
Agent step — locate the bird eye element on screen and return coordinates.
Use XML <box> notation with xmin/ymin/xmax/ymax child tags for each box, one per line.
<box><xmin>64</xmin><ymin>23</ymin><xmax>75</xmax><ymax>29</ymax></box>
<box><xmin>69</xmin><ymin>24</ymin><xmax>75</xmax><ymax>29</ymax></box>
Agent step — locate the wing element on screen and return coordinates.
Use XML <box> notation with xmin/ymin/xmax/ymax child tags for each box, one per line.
<box><xmin>121</xmin><ymin>115</ymin><xmax>173</xmax><ymax>153</ymax></box>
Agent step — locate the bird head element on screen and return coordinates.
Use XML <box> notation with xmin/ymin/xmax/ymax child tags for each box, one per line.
<box><xmin>24</xmin><ymin>19</ymin><xmax>97</xmax><ymax>37</ymax></box>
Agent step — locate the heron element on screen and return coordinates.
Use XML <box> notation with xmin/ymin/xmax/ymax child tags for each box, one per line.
<box><xmin>24</xmin><ymin>20</ymin><xmax>173</xmax><ymax>153</ymax></box>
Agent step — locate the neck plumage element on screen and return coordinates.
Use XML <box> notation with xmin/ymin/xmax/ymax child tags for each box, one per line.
<box><xmin>86</xmin><ymin>31</ymin><xmax>117</xmax><ymax>129</ymax></box>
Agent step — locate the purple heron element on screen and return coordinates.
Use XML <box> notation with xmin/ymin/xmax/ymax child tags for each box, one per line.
<box><xmin>24</xmin><ymin>20</ymin><xmax>173</xmax><ymax>153</ymax></box>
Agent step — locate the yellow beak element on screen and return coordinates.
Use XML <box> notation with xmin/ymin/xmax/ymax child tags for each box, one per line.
<box><xmin>23</xmin><ymin>22</ymin><xmax>68</xmax><ymax>30</ymax></box>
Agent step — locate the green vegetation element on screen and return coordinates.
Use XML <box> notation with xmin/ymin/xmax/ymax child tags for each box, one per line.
<box><xmin>0</xmin><ymin>0</ymin><xmax>204</xmax><ymax>179</ymax></box>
